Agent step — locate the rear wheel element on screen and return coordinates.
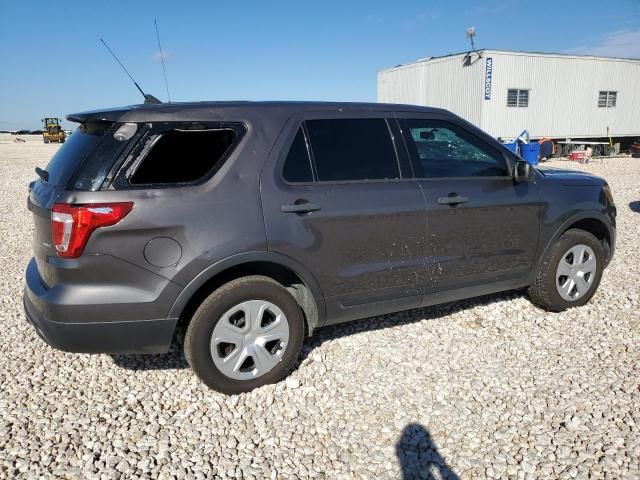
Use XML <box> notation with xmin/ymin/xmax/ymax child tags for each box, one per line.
<box><xmin>528</xmin><ymin>229</ymin><xmax>604</xmax><ymax>311</ymax></box>
<box><xmin>552</xmin><ymin>143</ymin><xmax>563</xmax><ymax>158</ymax></box>
<box><xmin>185</xmin><ymin>276</ymin><xmax>305</xmax><ymax>394</ymax></box>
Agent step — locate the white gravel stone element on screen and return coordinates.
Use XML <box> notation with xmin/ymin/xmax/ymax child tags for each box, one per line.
<box><xmin>0</xmin><ymin>136</ymin><xmax>638</xmax><ymax>478</ymax></box>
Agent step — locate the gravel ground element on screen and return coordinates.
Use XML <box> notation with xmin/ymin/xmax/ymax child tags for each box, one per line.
<box><xmin>0</xmin><ymin>135</ymin><xmax>638</xmax><ymax>479</ymax></box>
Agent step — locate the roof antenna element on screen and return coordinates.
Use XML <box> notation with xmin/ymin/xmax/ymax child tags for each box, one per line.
<box><xmin>466</xmin><ymin>26</ymin><xmax>477</xmax><ymax>51</ymax></box>
<box><xmin>99</xmin><ymin>38</ymin><xmax>162</xmax><ymax>104</ymax></box>
<box><xmin>154</xmin><ymin>19</ymin><xmax>171</xmax><ymax>103</ymax></box>
<box><xmin>463</xmin><ymin>27</ymin><xmax>482</xmax><ymax>66</ymax></box>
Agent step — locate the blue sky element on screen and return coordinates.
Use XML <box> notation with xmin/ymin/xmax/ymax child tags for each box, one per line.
<box><xmin>1</xmin><ymin>0</ymin><xmax>639</xmax><ymax>130</ymax></box>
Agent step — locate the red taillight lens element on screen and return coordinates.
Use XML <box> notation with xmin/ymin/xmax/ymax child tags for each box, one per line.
<box><xmin>51</xmin><ymin>202</ymin><xmax>134</xmax><ymax>258</ymax></box>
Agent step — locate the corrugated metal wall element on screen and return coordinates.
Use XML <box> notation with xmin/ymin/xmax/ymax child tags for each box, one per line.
<box><xmin>483</xmin><ymin>52</ymin><xmax>640</xmax><ymax>139</ymax></box>
<box><xmin>377</xmin><ymin>54</ymin><xmax>483</xmax><ymax>126</ymax></box>
<box><xmin>378</xmin><ymin>50</ymin><xmax>640</xmax><ymax>140</ymax></box>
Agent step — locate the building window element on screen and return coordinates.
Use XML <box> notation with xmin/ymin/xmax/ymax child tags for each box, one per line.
<box><xmin>507</xmin><ymin>89</ymin><xmax>529</xmax><ymax>108</ymax></box>
<box><xmin>598</xmin><ymin>91</ymin><xmax>617</xmax><ymax>108</ymax></box>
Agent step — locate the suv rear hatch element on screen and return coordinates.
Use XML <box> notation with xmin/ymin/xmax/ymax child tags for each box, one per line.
<box><xmin>28</xmin><ymin>118</ymin><xmax>135</xmax><ymax>285</ymax></box>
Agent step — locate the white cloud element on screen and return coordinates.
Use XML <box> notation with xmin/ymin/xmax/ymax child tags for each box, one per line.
<box><xmin>568</xmin><ymin>30</ymin><xmax>640</xmax><ymax>59</ymax></box>
<box><xmin>152</xmin><ymin>50</ymin><xmax>172</xmax><ymax>62</ymax></box>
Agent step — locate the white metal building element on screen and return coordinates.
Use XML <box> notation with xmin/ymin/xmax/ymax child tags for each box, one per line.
<box><xmin>377</xmin><ymin>49</ymin><xmax>640</xmax><ymax>141</ymax></box>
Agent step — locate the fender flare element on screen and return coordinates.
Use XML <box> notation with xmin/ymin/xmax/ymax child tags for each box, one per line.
<box><xmin>531</xmin><ymin>211</ymin><xmax>615</xmax><ymax>279</ymax></box>
<box><xmin>168</xmin><ymin>251</ymin><xmax>327</xmax><ymax>328</ymax></box>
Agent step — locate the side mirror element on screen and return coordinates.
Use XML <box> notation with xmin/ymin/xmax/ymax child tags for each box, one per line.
<box><xmin>512</xmin><ymin>160</ymin><xmax>532</xmax><ymax>183</ymax></box>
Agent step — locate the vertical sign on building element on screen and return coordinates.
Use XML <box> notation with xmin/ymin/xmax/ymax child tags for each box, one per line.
<box><xmin>484</xmin><ymin>57</ymin><xmax>493</xmax><ymax>100</ymax></box>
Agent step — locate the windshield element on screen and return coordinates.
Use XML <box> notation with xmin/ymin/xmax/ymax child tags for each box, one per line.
<box><xmin>44</xmin><ymin>121</ymin><xmax>112</xmax><ymax>188</ymax></box>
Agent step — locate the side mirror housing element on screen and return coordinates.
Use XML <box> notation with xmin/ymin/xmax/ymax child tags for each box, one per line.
<box><xmin>512</xmin><ymin>160</ymin><xmax>532</xmax><ymax>183</ymax></box>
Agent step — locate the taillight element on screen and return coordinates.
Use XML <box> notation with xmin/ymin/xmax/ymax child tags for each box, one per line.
<box><xmin>51</xmin><ymin>202</ymin><xmax>133</xmax><ymax>258</ymax></box>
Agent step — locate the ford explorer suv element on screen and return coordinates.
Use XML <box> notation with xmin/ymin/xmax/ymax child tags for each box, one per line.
<box><xmin>24</xmin><ymin>102</ymin><xmax>616</xmax><ymax>393</ymax></box>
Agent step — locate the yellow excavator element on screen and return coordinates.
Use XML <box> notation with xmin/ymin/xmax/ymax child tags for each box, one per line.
<box><xmin>42</xmin><ymin>117</ymin><xmax>66</xmax><ymax>144</ymax></box>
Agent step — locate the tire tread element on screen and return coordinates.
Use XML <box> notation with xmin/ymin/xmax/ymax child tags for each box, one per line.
<box><xmin>184</xmin><ymin>275</ymin><xmax>304</xmax><ymax>394</ymax></box>
<box><xmin>528</xmin><ymin>229</ymin><xmax>604</xmax><ymax>312</ymax></box>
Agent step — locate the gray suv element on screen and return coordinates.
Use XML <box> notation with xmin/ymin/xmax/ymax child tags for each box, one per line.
<box><xmin>24</xmin><ymin>102</ymin><xmax>616</xmax><ymax>393</ymax></box>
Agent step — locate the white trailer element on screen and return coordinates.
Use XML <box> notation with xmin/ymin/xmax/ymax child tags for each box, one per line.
<box><xmin>377</xmin><ymin>49</ymin><xmax>640</xmax><ymax>156</ymax></box>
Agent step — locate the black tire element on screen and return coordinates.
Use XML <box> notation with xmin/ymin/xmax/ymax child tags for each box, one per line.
<box><xmin>552</xmin><ymin>143</ymin><xmax>563</xmax><ymax>158</ymax></box>
<box><xmin>562</xmin><ymin>143</ymin><xmax>576</xmax><ymax>157</ymax></box>
<box><xmin>184</xmin><ymin>276</ymin><xmax>305</xmax><ymax>394</ymax></box>
<box><xmin>528</xmin><ymin>229</ymin><xmax>605</xmax><ymax>312</ymax></box>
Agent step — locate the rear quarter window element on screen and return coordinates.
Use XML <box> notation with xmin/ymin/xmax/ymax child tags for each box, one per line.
<box><xmin>125</xmin><ymin>125</ymin><xmax>243</xmax><ymax>186</ymax></box>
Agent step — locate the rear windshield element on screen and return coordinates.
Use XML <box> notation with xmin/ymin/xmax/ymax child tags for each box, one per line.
<box><xmin>44</xmin><ymin>121</ymin><xmax>136</xmax><ymax>191</ymax></box>
<box><xmin>44</xmin><ymin>121</ymin><xmax>112</xmax><ymax>188</ymax></box>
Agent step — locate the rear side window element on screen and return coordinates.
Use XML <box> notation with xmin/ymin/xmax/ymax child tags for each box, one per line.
<box><xmin>305</xmin><ymin>119</ymin><xmax>399</xmax><ymax>182</ymax></box>
<box><xmin>130</xmin><ymin>129</ymin><xmax>237</xmax><ymax>185</ymax></box>
<box><xmin>44</xmin><ymin>121</ymin><xmax>114</xmax><ymax>189</ymax></box>
<box><xmin>400</xmin><ymin>119</ymin><xmax>508</xmax><ymax>178</ymax></box>
<box><xmin>282</xmin><ymin>127</ymin><xmax>313</xmax><ymax>183</ymax></box>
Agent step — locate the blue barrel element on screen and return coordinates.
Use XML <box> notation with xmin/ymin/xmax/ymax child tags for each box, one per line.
<box><xmin>502</xmin><ymin>141</ymin><xmax>518</xmax><ymax>154</ymax></box>
<box><xmin>520</xmin><ymin>142</ymin><xmax>540</xmax><ymax>165</ymax></box>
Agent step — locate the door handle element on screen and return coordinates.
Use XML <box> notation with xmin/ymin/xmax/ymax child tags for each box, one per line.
<box><xmin>437</xmin><ymin>194</ymin><xmax>469</xmax><ymax>206</ymax></box>
<box><xmin>281</xmin><ymin>201</ymin><xmax>322</xmax><ymax>214</ymax></box>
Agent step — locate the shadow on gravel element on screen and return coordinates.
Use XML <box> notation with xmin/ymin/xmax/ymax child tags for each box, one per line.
<box><xmin>396</xmin><ymin>423</ymin><xmax>460</xmax><ymax>480</ymax></box>
<box><xmin>630</xmin><ymin>201</ymin><xmax>640</xmax><ymax>213</ymax></box>
<box><xmin>111</xmin><ymin>290</ymin><xmax>521</xmax><ymax>372</ymax></box>
<box><xmin>110</xmin><ymin>322</ymin><xmax>189</xmax><ymax>371</ymax></box>
<box><xmin>298</xmin><ymin>290</ymin><xmax>522</xmax><ymax>363</ymax></box>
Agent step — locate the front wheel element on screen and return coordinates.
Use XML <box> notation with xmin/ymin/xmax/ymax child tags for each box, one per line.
<box><xmin>185</xmin><ymin>276</ymin><xmax>305</xmax><ymax>394</ymax></box>
<box><xmin>528</xmin><ymin>229</ymin><xmax>605</xmax><ymax>311</ymax></box>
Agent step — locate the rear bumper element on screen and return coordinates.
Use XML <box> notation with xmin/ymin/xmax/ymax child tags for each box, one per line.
<box><xmin>24</xmin><ymin>292</ymin><xmax>177</xmax><ymax>354</ymax></box>
<box><xmin>24</xmin><ymin>257</ymin><xmax>179</xmax><ymax>354</ymax></box>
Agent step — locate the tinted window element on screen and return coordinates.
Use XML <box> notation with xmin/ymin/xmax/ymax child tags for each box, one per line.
<box><xmin>401</xmin><ymin>119</ymin><xmax>509</xmax><ymax>178</ymax></box>
<box><xmin>305</xmin><ymin>119</ymin><xmax>399</xmax><ymax>182</ymax></box>
<box><xmin>44</xmin><ymin>121</ymin><xmax>112</xmax><ymax>188</ymax></box>
<box><xmin>283</xmin><ymin>127</ymin><xmax>313</xmax><ymax>182</ymax></box>
<box><xmin>130</xmin><ymin>129</ymin><xmax>236</xmax><ymax>184</ymax></box>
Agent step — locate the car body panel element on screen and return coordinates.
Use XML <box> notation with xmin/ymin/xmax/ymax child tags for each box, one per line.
<box><xmin>260</xmin><ymin>112</ymin><xmax>428</xmax><ymax>325</ymax></box>
<box><xmin>23</xmin><ymin>101</ymin><xmax>616</xmax><ymax>354</ymax></box>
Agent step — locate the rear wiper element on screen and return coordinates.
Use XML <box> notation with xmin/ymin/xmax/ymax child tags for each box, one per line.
<box><xmin>35</xmin><ymin>167</ymin><xmax>49</xmax><ymax>182</ymax></box>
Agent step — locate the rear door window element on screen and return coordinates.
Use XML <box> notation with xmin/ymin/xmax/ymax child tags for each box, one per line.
<box><xmin>305</xmin><ymin>118</ymin><xmax>400</xmax><ymax>182</ymax></box>
<box><xmin>282</xmin><ymin>127</ymin><xmax>314</xmax><ymax>183</ymax></box>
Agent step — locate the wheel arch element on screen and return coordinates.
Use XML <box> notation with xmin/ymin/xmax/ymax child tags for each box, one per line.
<box><xmin>562</xmin><ymin>217</ymin><xmax>612</xmax><ymax>261</ymax></box>
<box><xmin>169</xmin><ymin>252</ymin><xmax>326</xmax><ymax>336</ymax></box>
<box><xmin>534</xmin><ymin>212</ymin><xmax>614</xmax><ymax>279</ymax></box>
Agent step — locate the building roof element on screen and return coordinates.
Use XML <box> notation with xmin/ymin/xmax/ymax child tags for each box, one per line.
<box><xmin>380</xmin><ymin>48</ymin><xmax>640</xmax><ymax>72</ymax></box>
